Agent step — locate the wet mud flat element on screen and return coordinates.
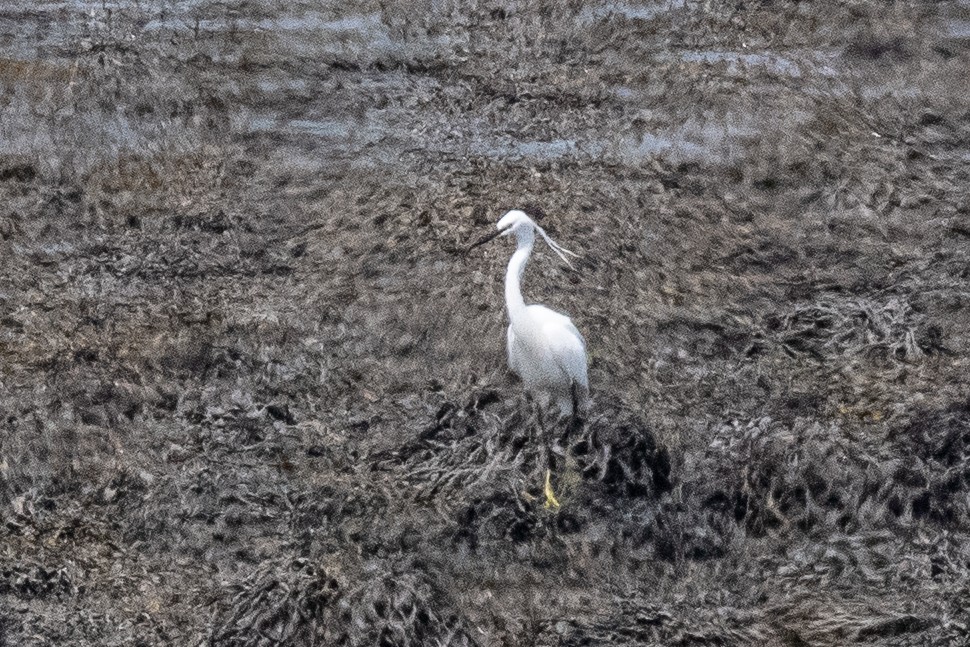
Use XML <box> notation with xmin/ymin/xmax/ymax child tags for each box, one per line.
<box><xmin>1</xmin><ymin>0</ymin><xmax>970</xmax><ymax>645</ymax></box>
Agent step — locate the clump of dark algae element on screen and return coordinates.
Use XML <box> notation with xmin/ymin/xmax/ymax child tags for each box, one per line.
<box><xmin>209</xmin><ymin>389</ymin><xmax>673</xmax><ymax>647</ymax></box>
<box><xmin>212</xmin><ymin>555</ymin><xmax>477</xmax><ymax>647</ymax></box>
<box><xmin>377</xmin><ymin>390</ymin><xmax>672</xmax><ymax>546</ymax></box>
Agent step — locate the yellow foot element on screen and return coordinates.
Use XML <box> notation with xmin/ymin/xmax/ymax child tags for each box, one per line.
<box><xmin>544</xmin><ymin>469</ymin><xmax>561</xmax><ymax>510</ymax></box>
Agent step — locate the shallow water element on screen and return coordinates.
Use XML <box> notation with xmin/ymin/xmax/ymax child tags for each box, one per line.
<box><xmin>0</xmin><ymin>0</ymin><xmax>866</xmax><ymax>173</ymax></box>
<box><xmin>578</xmin><ymin>1</ymin><xmax>677</xmax><ymax>24</ymax></box>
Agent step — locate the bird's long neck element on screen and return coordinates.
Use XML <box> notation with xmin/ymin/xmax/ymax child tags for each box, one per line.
<box><xmin>505</xmin><ymin>236</ymin><xmax>533</xmax><ymax>325</ymax></box>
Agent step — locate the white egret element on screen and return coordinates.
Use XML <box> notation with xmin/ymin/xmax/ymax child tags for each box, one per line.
<box><xmin>469</xmin><ymin>209</ymin><xmax>589</xmax><ymax>508</ymax></box>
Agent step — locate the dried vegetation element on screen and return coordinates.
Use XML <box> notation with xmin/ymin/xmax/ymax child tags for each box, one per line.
<box><xmin>1</xmin><ymin>0</ymin><xmax>969</xmax><ymax>645</ymax></box>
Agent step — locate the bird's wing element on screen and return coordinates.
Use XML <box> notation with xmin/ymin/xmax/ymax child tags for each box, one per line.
<box><xmin>560</xmin><ymin>317</ymin><xmax>586</xmax><ymax>350</ymax></box>
<box><xmin>530</xmin><ymin>306</ymin><xmax>586</xmax><ymax>350</ymax></box>
<box><xmin>536</xmin><ymin>311</ymin><xmax>588</xmax><ymax>388</ymax></box>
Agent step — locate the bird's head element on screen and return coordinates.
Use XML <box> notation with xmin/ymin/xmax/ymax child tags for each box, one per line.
<box><xmin>495</xmin><ymin>209</ymin><xmax>534</xmax><ymax>237</ymax></box>
<box><xmin>467</xmin><ymin>209</ymin><xmax>578</xmax><ymax>269</ymax></box>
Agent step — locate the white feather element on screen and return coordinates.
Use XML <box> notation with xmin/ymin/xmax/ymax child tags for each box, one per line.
<box><xmin>492</xmin><ymin>210</ymin><xmax>589</xmax><ymax>415</ymax></box>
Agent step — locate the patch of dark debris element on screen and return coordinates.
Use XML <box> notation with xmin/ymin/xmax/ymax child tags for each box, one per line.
<box><xmin>888</xmin><ymin>400</ymin><xmax>970</xmax><ymax>525</ymax></box>
<box><xmin>212</xmin><ymin>555</ymin><xmax>476</xmax><ymax>647</ymax></box>
<box><xmin>759</xmin><ymin>296</ymin><xmax>944</xmax><ymax>362</ymax></box>
<box><xmin>0</xmin><ymin>563</ymin><xmax>76</xmax><ymax>600</ymax></box>
<box><xmin>2</xmin><ymin>0</ymin><xmax>970</xmax><ymax>645</ymax></box>
<box><xmin>372</xmin><ymin>391</ymin><xmax>671</xmax><ymax>545</ymax></box>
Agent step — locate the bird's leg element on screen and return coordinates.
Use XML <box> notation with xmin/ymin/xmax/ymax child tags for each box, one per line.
<box><xmin>541</xmin><ymin>399</ymin><xmax>563</xmax><ymax>510</ymax></box>
<box><xmin>567</xmin><ymin>381</ymin><xmax>586</xmax><ymax>437</ymax></box>
<box><xmin>526</xmin><ymin>393</ymin><xmax>542</xmax><ymax>442</ymax></box>
<box><xmin>543</xmin><ymin>468</ymin><xmax>560</xmax><ymax>510</ymax></box>
<box><xmin>522</xmin><ymin>394</ymin><xmax>561</xmax><ymax>509</ymax></box>
<box><xmin>523</xmin><ymin>394</ymin><xmax>557</xmax><ymax>508</ymax></box>
<box><xmin>544</xmin><ymin>385</ymin><xmax>589</xmax><ymax>511</ymax></box>
<box><xmin>550</xmin><ymin>383</ymin><xmax>581</xmax><ymax>457</ymax></box>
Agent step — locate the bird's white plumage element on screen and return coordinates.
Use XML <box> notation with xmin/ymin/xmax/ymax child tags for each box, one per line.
<box><xmin>492</xmin><ymin>210</ymin><xmax>589</xmax><ymax>415</ymax></box>
<box><xmin>507</xmin><ymin>306</ymin><xmax>588</xmax><ymax>415</ymax></box>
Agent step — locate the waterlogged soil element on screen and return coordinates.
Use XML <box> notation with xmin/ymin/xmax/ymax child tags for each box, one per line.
<box><xmin>1</xmin><ymin>1</ymin><xmax>970</xmax><ymax>645</ymax></box>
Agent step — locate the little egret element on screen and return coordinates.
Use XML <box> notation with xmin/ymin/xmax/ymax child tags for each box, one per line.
<box><xmin>469</xmin><ymin>209</ymin><xmax>589</xmax><ymax>508</ymax></box>
<box><xmin>470</xmin><ymin>209</ymin><xmax>589</xmax><ymax>415</ymax></box>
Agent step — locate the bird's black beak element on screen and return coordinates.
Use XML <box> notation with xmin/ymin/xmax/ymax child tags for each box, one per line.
<box><xmin>466</xmin><ymin>228</ymin><xmax>505</xmax><ymax>253</ymax></box>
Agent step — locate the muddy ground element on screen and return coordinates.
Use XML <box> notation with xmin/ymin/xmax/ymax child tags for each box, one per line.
<box><xmin>1</xmin><ymin>1</ymin><xmax>969</xmax><ymax>645</ymax></box>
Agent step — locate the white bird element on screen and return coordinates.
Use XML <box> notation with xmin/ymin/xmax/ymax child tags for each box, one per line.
<box><xmin>470</xmin><ymin>210</ymin><xmax>589</xmax><ymax>417</ymax></box>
